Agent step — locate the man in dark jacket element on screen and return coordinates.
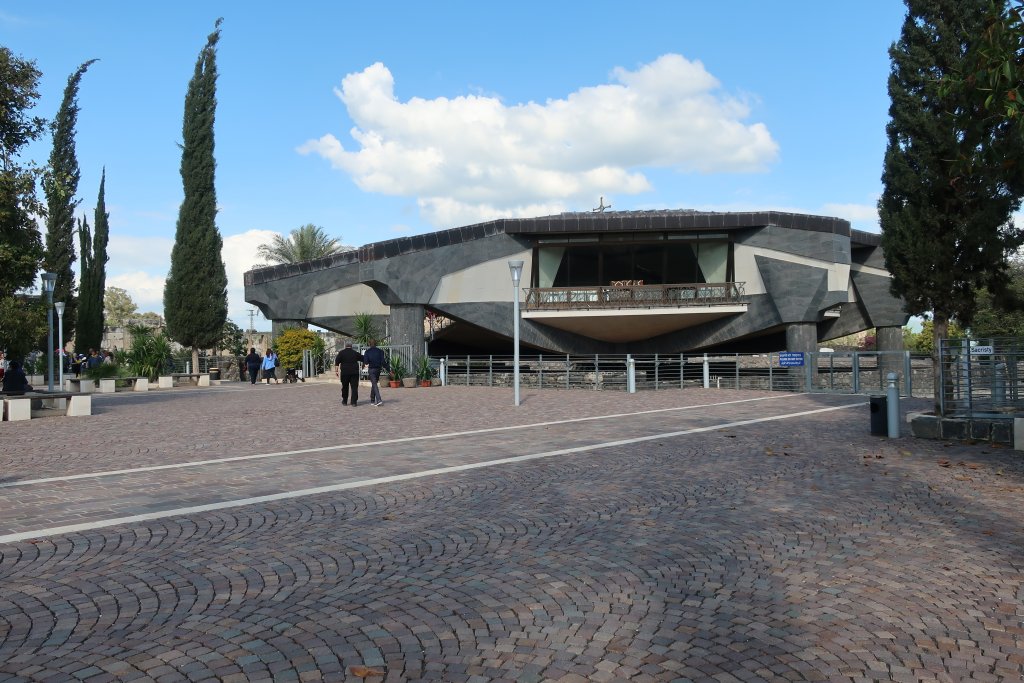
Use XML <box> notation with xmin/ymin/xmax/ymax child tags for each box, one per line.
<box><xmin>334</xmin><ymin>341</ymin><xmax>363</xmax><ymax>406</ymax></box>
<box><xmin>1</xmin><ymin>360</ymin><xmax>32</xmax><ymax>393</ymax></box>
<box><xmin>362</xmin><ymin>339</ymin><xmax>390</xmax><ymax>407</ymax></box>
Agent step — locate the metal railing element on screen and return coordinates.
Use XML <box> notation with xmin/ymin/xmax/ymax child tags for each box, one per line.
<box><xmin>437</xmin><ymin>351</ymin><xmax>930</xmax><ymax>397</ymax></box>
<box><xmin>939</xmin><ymin>338</ymin><xmax>1024</xmax><ymax>418</ymax></box>
<box><xmin>523</xmin><ymin>282</ymin><xmax>745</xmax><ymax>311</ymax></box>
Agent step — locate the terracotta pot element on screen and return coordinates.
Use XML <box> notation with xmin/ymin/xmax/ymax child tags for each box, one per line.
<box><xmin>389</xmin><ymin>380</ymin><xmax>401</xmax><ymax>388</ymax></box>
<box><xmin>420</xmin><ymin>380</ymin><xmax>431</xmax><ymax>387</ymax></box>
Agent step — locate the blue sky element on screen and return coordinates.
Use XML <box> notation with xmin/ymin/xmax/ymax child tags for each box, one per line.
<box><xmin>5</xmin><ymin>2</ymin><xmax>909</xmax><ymax>329</ymax></box>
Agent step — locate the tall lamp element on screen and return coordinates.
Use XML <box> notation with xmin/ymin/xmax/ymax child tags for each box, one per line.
<box><xmin>41</xmin><ymin>272</ymin><xmax>56</xmax><ymax>392</ymax></box>
<box><xmin>508</xmin><ymin>260</ymin><xmax>524</xmax><ymax>406</ymax></box>
<box><xmin>55</xmin><ymin>302</ymin><xmax>65</xmax><ymax>391</ymax></box>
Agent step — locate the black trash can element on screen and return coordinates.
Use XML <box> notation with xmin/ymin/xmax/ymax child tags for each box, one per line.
<box><xmin>869</xmin><ymin>395</ymin><xmax>887</xmax><ymax>435</ymax></box>
<box><xmin>209</xmin><ymin>368</ymin><xmax>221</xmax><ymax>381</ymax></box>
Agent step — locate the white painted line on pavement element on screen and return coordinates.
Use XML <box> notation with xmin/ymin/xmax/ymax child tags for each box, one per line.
<box><xmin>0</xmin><ymin>401</ymin><xmax>859</xmax><ymax>545</ymax></box>
<box><xmin>1</xmin><ymin>393</ymin><xmax>806</xmax><ymax>489</ymax></box>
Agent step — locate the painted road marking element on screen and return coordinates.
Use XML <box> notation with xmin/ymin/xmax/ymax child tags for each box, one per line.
<box><xmin>0</xmin><ymin>401</ymin><xmax>859</xmax><ymax>545</ymax></box>
<box><xmin>2</xmin><ymin>393</ymin><xmax>809</xmax><ymax>489</ymax></box>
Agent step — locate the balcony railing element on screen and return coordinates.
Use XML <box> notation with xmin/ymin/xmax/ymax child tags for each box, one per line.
<box><xmin>523</xmin><ymin>282</ymin><xmax>745</xmax><ymax>311</ymax></box>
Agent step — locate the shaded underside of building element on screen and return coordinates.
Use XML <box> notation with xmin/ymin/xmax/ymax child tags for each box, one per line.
<box><xmin>243</xmin><ymin>210</ymin><xmax>908</xmax><ymax>356</ymax></box>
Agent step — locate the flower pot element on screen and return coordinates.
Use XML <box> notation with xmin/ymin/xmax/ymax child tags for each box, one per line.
<box><xmin>420</xmin><ymin>379</ymin><xmax>431</xmax><ymax>387</ymax></box>
<box><xmin>389</xmin><ymin>380</ymin><xmax>401</xmax><ymax>388</ymax></box>
<box><xmin>401</xmin><ymin>377</ymin><xmax>417</xmax><ymax>388</ymax></box>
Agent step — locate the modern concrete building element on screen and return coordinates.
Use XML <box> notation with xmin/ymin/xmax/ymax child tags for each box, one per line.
<box><xmin>243</xmin><ymin>210</ymin><xmax>908</xmax><ymax>357</ymax></box>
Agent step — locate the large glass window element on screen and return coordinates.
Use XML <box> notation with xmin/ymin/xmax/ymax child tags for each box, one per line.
<box><xmin>538</xmin><ymin>239</ymin><xmax>730</xmax><ymax>286</ymax></box>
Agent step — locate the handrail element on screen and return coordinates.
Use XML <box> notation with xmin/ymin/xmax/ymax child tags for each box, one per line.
<box><xmin>523</xmin><ymin>282</ymin><xmax>745</xmax><ymax>311</ymax></box>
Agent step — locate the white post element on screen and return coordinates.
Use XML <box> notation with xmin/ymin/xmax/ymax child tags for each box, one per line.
<box><xmin>886</xmin><ymin>372</ymin><xmax>900</xmax><ymax>438</ymax></box>
<box><xmin>509</xmin><ymin>260</ymin><xmax>524</xmax><ymax>406</ymax></box>
<box><xmin>55</xmin><ymin>302</ymin><xmax>65</xmax><ymax>390</ymax></box>
<box><xmin>627</xmin><ymin>355</ymin><xmax>636</xmax><ymax>393</ymax></box>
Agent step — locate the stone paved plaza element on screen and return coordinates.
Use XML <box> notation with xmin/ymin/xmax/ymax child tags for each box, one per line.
<box><xmin>0</xmin><ymin>381</ymin><xmax>1022</xmax><ymax>682</ymax></box>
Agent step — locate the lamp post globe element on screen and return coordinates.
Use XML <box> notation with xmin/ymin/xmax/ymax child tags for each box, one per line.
<box><xmin>508</xmin><ymin>260</ymin><xmax>524</xmax><ymax>407</ymax></box>
<box><xmin>41</xmin><ymin>272</ymin><xmax>57</xmax><ymax>392</ymax></box>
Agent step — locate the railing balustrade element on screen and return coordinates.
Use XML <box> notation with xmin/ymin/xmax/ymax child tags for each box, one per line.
<box><xmin>523</xmin><ymin>282</ymin><xmax>745</xmax><ymax>311</ymax></box>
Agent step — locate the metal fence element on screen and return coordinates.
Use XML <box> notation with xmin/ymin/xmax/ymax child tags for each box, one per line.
<box><xmin>438</xmin><ymin>351</ymin><xmax>932</xmax><ymax>397</ymax></box>
<box><xmin>939</xmin><ymin>338</ymin><xmax>1024</xmax><ymax>418</ymax></box>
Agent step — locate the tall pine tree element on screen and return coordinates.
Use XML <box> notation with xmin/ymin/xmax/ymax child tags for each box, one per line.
<box><xmin>43</xmin><ymin>59</ymin><xmax>96</xmax><ymax>345</ymax></box>
<box><xmin>879</xmin><ymin>0</ymin><xmax>1024</xmax><ymax>412</ymax></box>
<box><xmin>77</xmin><ymin>169</ymin><xmax>109</xmax><ymax>352</ymax></box>
<box><xmin>164</xmin><ymin>19</ymin><xmax>228</xmax><ymax>370</ymax></box>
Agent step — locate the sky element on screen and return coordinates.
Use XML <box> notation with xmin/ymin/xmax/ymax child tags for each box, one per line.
<box><xmin>5</xmin><ymin>1</ymin><xmax>911</xmax><ymax>331</ymax></box>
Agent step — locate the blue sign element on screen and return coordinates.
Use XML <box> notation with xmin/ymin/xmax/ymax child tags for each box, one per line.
<box><xmin>778</xmin><ymin>352</ymin><xmax>804</xmax><ymax>367</ymax></box>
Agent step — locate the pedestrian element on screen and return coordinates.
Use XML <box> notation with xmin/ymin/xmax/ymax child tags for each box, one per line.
<box><xmin>245</xmin><ymin>347</ymin><xmax>261</xmax><ymax>385</ymax></box>
<box><xmin>334</xmin><ymin>341</ymin><xmax>363</xmax><ymax>406</ymax></box>
<box><xmin>1</xmin><ymin>360</ymin><xmax>32</xmax><ymax>393</ymax></box>
<box><xmin>362</xmin><ymin>338</ymin><xmax>390</xmax><ymax>406</ymax></box>
<box><xmin>261</xmin><ymin>348</ymin><xmax>279</xmax><ymax>384</ymax></box>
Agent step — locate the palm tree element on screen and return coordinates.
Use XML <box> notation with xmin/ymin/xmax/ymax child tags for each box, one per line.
<box><xmin>257</xmin><ymin>224</ymin><xmax>353</xmax><ymax>265</ymax></box>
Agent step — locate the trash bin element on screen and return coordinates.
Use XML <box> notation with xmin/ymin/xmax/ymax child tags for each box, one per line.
<box><xmin>209</xmin><ymin>368</ymin><xmax>221</xmax><ymax>381</ymax></box>
<box><xmin>869</xmin><ymin>395</ymin><xmax>887</xmax><ymax>435</ymax></box>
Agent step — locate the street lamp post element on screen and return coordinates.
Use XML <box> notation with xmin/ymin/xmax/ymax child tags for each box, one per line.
<box><xmin>41</xmin><ymin>272</ymin><xmax>56</xmax><ymax>392</ymax></box>
<box><xmin>508</xmin><ymin>260</ymin><xmax>524</xmax><ymax>406</ymax></box>
<box><xmin>55</xmin><ymin>302</ymin><xmax>65</xmax><ymax>391</ymax></box>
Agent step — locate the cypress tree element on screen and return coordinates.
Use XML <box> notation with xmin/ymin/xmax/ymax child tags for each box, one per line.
<box><xmin>77</xmin><ymin>169</ymin><xmax>109</xmax><ymax>352</ymax></box>
<box><xmin>42</xmin><ymin>59</ymin><xmax>97</xmax><ymax>344</ymax></box>
<box><xmin>879</xmin><ymin>0</ymin><xmax>1024</xmax><ymax>412</ymax></box>
<box><xmin>163</xmin><ymin>19</ymin><xmax>228</xmax><ymax>370</ymax></box>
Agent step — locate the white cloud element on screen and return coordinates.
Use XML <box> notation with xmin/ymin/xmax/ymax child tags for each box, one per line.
<box><xmin>107</xmin><ymin>234</ymin><xmax>175</xmax><ymax>271</ymax></box>
<box><xmin>300</xmin><ymin>54</ymin><xmax>778</xmax><ymax>228</ymax></box>
<box><xmin>822</xmin><ymin>202</ymin><xmax>880</xmax><ymax>232</ymax></box>
<box><xmin>107</xmin><ymin>271</ymin><xmax>166</xmax><ymax>313</ymax></box>
<box><xmin>223</xmin><ymin>229</ymin><xmax>278</xmax><ymax>324</ymax></box>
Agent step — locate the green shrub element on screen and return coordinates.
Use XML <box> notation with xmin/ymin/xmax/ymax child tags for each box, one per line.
<box><xmin>122</xmin><ymin>325</ymin><xmax>174</xmax><ymax>380</ymax></box>
<box><xmin>84</xmin><ymin>363</ymin><xmax>120</xmax><ymax>380</ymax></box>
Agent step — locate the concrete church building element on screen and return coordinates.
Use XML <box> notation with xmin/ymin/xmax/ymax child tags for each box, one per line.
<box><xmin>243</xmin><ymin>209</ymin><xmax>908</xmax><ymax>357</ymax></box>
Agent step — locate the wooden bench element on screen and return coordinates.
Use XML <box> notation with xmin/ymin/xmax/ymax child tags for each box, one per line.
<box><xmin>98</xmin><ymin>376</ymin><xmax>149</xmax><ymax>393</ymax></box>
<box><xmin>158</xmin><ymin>372</ymin><xmax>210</xmax><ymax>388</ymax></box>
<box><xmin>2</xmin><ymin>391</ymin><xmax>91</xmax><ymax>421</ymax></box>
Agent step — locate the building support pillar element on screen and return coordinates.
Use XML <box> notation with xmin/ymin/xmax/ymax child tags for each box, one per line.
<box><xmin>389</xmin><ymin>304</ymin><xmax>426</xmax><ymax>360</ymax></box>
<box><xmin>786</xmin><ymin>323</ymin><xmax>817</xmax><ymax>390</ymax></box>
<box><xmin>876</xmin><ymin>324</ymin><xmax>904</xmax><ymax>385</ymax></box>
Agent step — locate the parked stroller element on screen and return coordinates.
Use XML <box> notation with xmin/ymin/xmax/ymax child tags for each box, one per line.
<box><xmin>285</xmin><ymin>367</ymin><xmax>304</xmax><ymax>383</ymax></box>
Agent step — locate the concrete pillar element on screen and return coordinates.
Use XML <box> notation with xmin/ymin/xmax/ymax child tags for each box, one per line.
<box><xmin>785</xmin><ymin>323</ymin><xmax>817</xmax><ymax>353</ymax></box>
<box><xmin>271</xmin><ymin>319</ymin><xmax>307</xmax><ymax>338</ymax></box>
<box><xmin>876</xmin><ymin>325</ymin><xmax>904</xmax><ymax>385</ymax></box>
<box><xmin>786</xmin><ymin>323</ymin><xmax>817</xmax><ymax>390</ymax></box>
<box><xmin>389</xmin><ymin>304</ymin><xmax>426</xmax><ymax>360</ymax></box>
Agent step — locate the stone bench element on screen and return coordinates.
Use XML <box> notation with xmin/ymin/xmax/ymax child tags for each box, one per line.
<box><xmin>158</xmin><ymin>372</ymin><xmax>210</xmax><ymax>388</ymax></box>
<box><xmin>65</xmin><ymin>377</ymin><xmax>94</xmax><ymax>393</ymax></box>
<box><xmin>2</xmin><ymin>391</ymin><xmax>92</xmax><ymax>421</ymax></box>
<box><xmin>98</xmin><ymin>377</ymin><xmax>149</xmax><ymax>393</ymax></box>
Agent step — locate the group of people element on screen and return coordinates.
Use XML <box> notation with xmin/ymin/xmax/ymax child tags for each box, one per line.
<box><xmin>68</xmin><ymin>348</ymin><xmax>113</xmax><ymax>375</ymax></box>
<box><xmin>244</xmin><ymin>347</ymin><xmax>280</xmax><ymax>385</ymax></box>
<box><xmin>334</xmin><ymin>339</ymin><xmax>389</xmax><ymax>407</ymax></box>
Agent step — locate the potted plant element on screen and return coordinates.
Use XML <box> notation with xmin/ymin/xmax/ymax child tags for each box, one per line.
<box><xmin>415</xmin><ymin>355</ymin><xmax>433</xmax><ymax>387</ymax></box>
<box><xmin>388</xmin><ymin>354</ymin><xmax>407</xmax><ymax>388</ymax></box>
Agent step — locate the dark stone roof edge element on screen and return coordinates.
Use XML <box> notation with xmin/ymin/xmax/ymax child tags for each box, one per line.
<box><xmin>244</xmin><ymin>210</ymin><xmax>853</xmax><ymax>286</ymax></box>
<box><xmin>850</xmin><ymin>229</ymin><xmax>882</xmax><ymax>247</ymax></box>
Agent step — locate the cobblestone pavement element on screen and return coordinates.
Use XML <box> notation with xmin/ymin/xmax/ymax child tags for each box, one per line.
<box><xmin>0</xmin><ymin>383</ymin><xmax>1022</xmax><ymax>682</ymax></box>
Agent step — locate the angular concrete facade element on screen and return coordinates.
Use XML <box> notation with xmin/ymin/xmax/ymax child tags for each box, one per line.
<box><xmin>244</xmin><ymin>210</ymin><xmax>908</xmax><ymax>356</ymax></box>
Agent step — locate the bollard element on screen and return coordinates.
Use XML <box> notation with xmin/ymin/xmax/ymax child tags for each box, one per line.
<box><xmin>626</xmin><ymin>356</ymin><xmax>636</xmax><ymax>393</ymax></box>
<box><xmin>439</xmin><ymin>358</ymin><xmax>447</xmax><ymax>386</ymax></box>
<box><xmin>886</xmin><ymin>372</ymin><xmax>900</xmax><ymax>438</ymax></box>
<box><xmin>703</xmin><ymin>353</ymin><xmax>710</xmax><ymax>389</ymax></box>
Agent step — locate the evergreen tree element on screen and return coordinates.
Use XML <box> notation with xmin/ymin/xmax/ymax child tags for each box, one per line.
<box><xmin>163</xmin><ymin>19</ymin><xmax>228</xmax><ymax>370</ymax></box>
<box><xmin>879</xmin><ymin>0</ymin><xmax>1024</xmax><ymax>412</ymax></box>
<box><xmin>0</xmin><ymin>48</ymin><xmax>48</xmax><ymax>360</ymax></box>
<box><xmin>42</xmin><ymin>59</ymin><xmax>96</xmax><ymax>344</ymax></box>
<box><xmin>77</xmin><ymin>170</ymin><xmax>109</xmax><ymax>351</ymax></box>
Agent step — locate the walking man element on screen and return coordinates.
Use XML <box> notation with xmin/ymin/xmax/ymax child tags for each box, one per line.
<box><xmin>362</xmin><ymin>339</ymin><xmax>390</xmax><ymax>406</ymax></box>
<box><xmin>334</xmin><ymin>341</ymin><xmax>363</xmax><ymax>406</ymax></box>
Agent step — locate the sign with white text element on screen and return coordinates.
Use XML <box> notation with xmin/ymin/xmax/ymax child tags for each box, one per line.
<box><xmin>778</xmin><ymin>352</ymin><xmax>804</xmax><ymax>367</ymax></box>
